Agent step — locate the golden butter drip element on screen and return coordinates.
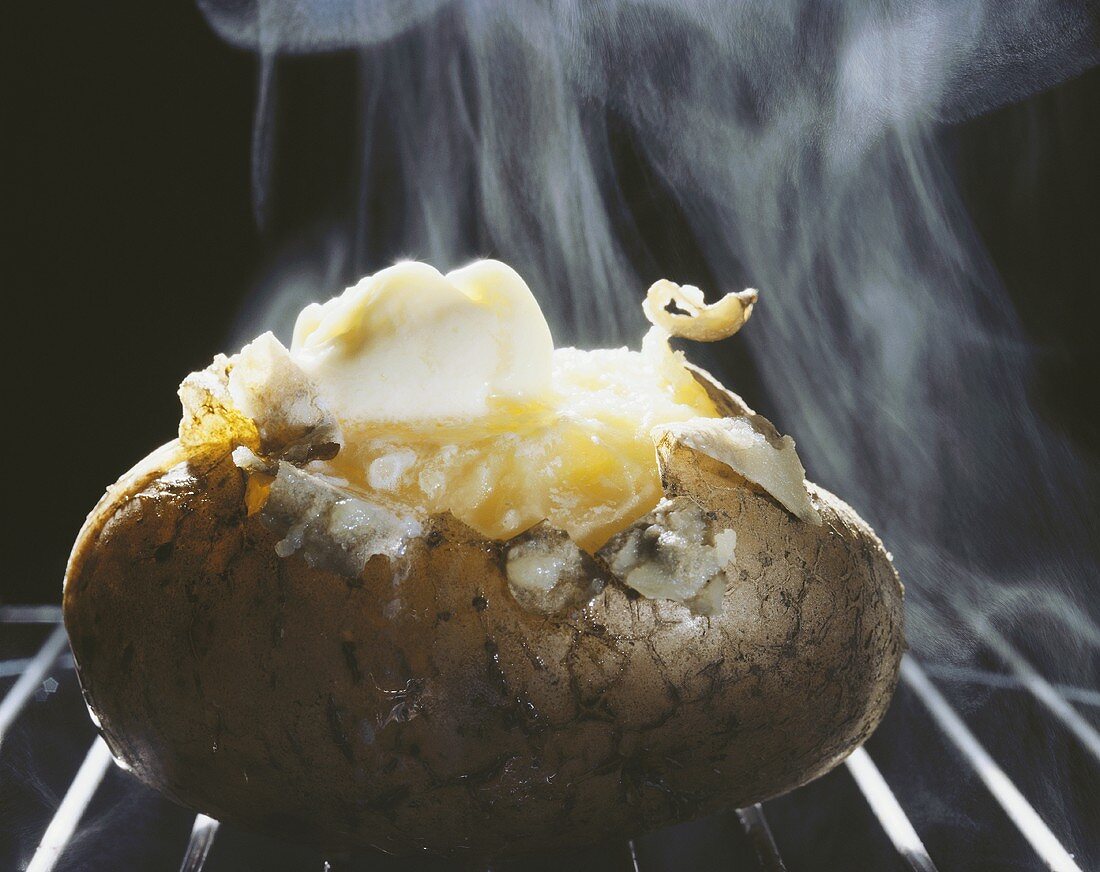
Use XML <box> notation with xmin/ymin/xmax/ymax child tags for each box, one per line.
<box><xmin>322</xmin><ymin>347</ymin><xmax>721</xmax><ymax>551</ymax></box>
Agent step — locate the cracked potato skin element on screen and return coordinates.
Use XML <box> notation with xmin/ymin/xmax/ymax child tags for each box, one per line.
<box><xmin>64</xmin><ymin>439</ymin><xmax>903</xmax><ymax>861</ymax></box>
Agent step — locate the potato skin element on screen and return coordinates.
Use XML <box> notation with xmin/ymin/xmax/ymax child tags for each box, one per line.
<box><xmin>65</xmin><ymin>438</ymin><xmax>903</xmax><ymax>861</ymax></box>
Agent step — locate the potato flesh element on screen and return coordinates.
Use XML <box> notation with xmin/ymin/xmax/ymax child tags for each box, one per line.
<box><xmin>181</xmin><ymin>263</ymin><xmax>806</xmax><ymax>563</ymax></box>
<box><xmin>319</xmin><ymin>337</ymin><xmax>718</xmax><ymax>552</ymax></box>
<box><xmin>189</xmin><ymin>263</ymin><xmax>777</xmax><ymax>554</ymax></box>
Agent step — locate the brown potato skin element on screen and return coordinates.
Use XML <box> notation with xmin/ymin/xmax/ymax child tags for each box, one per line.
<box><xmin>65</xmin><ymin>439</ymin><xmax>903</xmax><ymax>861</ymax></box>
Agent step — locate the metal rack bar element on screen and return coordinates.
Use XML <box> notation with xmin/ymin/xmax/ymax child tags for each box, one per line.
<box><xmin>0</xmin><ymin>652</ymin><xmax>75</xmax><ymax>679</ymax></box>
<box><xmin>25</xmin><ymin>737</ymin><xmax>114</xmax><ymax>872</ymax></box>
<box><xmin>901</xmin><ymin>658</ymin><xmax>1082</xmax><ymax>872</ymax></box>
<box><xmin>0</xmin><ymin>604</ymin><xmax>63</xmax><ymax>624</ymax></box>
<box><xmin>736</xmin><ymin>804</ymin><xmax>785</xmax><ymax>872</ymax></box>
<box><xmin>923</xmin><ymin>663</ymin><xmax>1100</xmax><ymax>708</ymax></box>
<box><xmin>977</xmin><ymin>621</ymin><xmax>1100</xmax><ymax>764</ymax></box>
<box><xmin>845</xmin><ymin>746</ymin><xmax>938</xmax><ymax>872</ymax></box>
<box><xmin>626</xmin><ymin>839</ymin><xmax>640</xmax><ymax>872</ymax></box>
<box><xmin>179</xmin><ymin>814</ymin><xmax>220</xmax><ymax>872</ymax></box>
<box><xmin>0</xmin><ymin>625</ymin><xmax>68</xmax><ymax>744</ymax></box>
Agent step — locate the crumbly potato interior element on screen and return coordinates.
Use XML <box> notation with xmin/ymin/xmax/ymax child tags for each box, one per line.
<box><xmin>316</xmin><ymin>334</ymin><xmax>719</xmax><ymax>552</ymax></box>
<box><xmin>179</xmin><ymin>263</ymin><xmax>803</xmax><ymax>566</ymax></box>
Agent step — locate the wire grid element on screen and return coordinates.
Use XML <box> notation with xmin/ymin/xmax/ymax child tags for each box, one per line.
<box><xmin>2</xmin><ymin>604</ymin><xmax>1096</xmax><ymax>872</ymax></box>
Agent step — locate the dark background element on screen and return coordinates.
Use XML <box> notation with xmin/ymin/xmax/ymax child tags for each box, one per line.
<box><xmin>4</xmin><ymin>3</ymin><xmax>1099</xmax><ymax>605</ymax></box>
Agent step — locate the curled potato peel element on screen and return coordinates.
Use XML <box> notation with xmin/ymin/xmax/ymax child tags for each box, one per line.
<box><xmin>642</xmin><ymin>279</ymin><xmax>757</xmax><ymax>341</ymax></box>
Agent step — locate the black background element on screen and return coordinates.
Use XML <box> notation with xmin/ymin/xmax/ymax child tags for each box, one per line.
<box><xmin>4</xmin><ymin>3</ymin><xmax>1099</xmax><ymax>605</ymax></box>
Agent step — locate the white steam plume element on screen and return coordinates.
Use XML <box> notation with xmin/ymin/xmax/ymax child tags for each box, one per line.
<box><xmin>204</xmin><ymin>0</ymin><xmax>1099</xmax><ymax>835</ymax></box>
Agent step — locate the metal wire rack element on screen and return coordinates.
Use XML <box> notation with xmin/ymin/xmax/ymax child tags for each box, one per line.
<box><xmin>2</xmin><ymin>603</ymin><xmax>1097</xmax><ymax>871</ymax></box>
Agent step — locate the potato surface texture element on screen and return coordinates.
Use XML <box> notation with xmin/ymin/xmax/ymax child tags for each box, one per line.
<box><xmin>65</xmin><ymin>429</ymin><xmax>903</xmax><ymax>860</ymax></box>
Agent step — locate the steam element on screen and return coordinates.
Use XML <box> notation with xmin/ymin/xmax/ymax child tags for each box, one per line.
<box><xmin>203</xmin><ymin>0</ymin><xmax>1097</xmax><ymax>833</ymax></box>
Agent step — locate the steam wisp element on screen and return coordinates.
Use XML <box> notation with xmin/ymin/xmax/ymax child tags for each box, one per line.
<box><xmin>201</xmin><ymin>0</ymin><xmax>1098</xmax><ymax>847</ymax></box>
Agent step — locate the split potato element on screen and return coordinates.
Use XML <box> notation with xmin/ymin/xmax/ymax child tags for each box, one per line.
<box><xmin>63</xmin><ymin>263</ymin><xmax>903</xmax><ymax>861</ymax></box>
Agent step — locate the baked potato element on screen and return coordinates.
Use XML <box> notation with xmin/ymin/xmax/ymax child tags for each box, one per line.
<box><xmin>64</xmin><ymin>261</ymin><xmax>903</xmax><ymax>861</ymax></box>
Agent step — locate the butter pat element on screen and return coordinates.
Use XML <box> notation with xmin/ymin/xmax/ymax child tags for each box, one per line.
<box><xmin>290</xmin><ymin>260</ymin><xmax>554</xmax><ymax>424</ymax></box>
